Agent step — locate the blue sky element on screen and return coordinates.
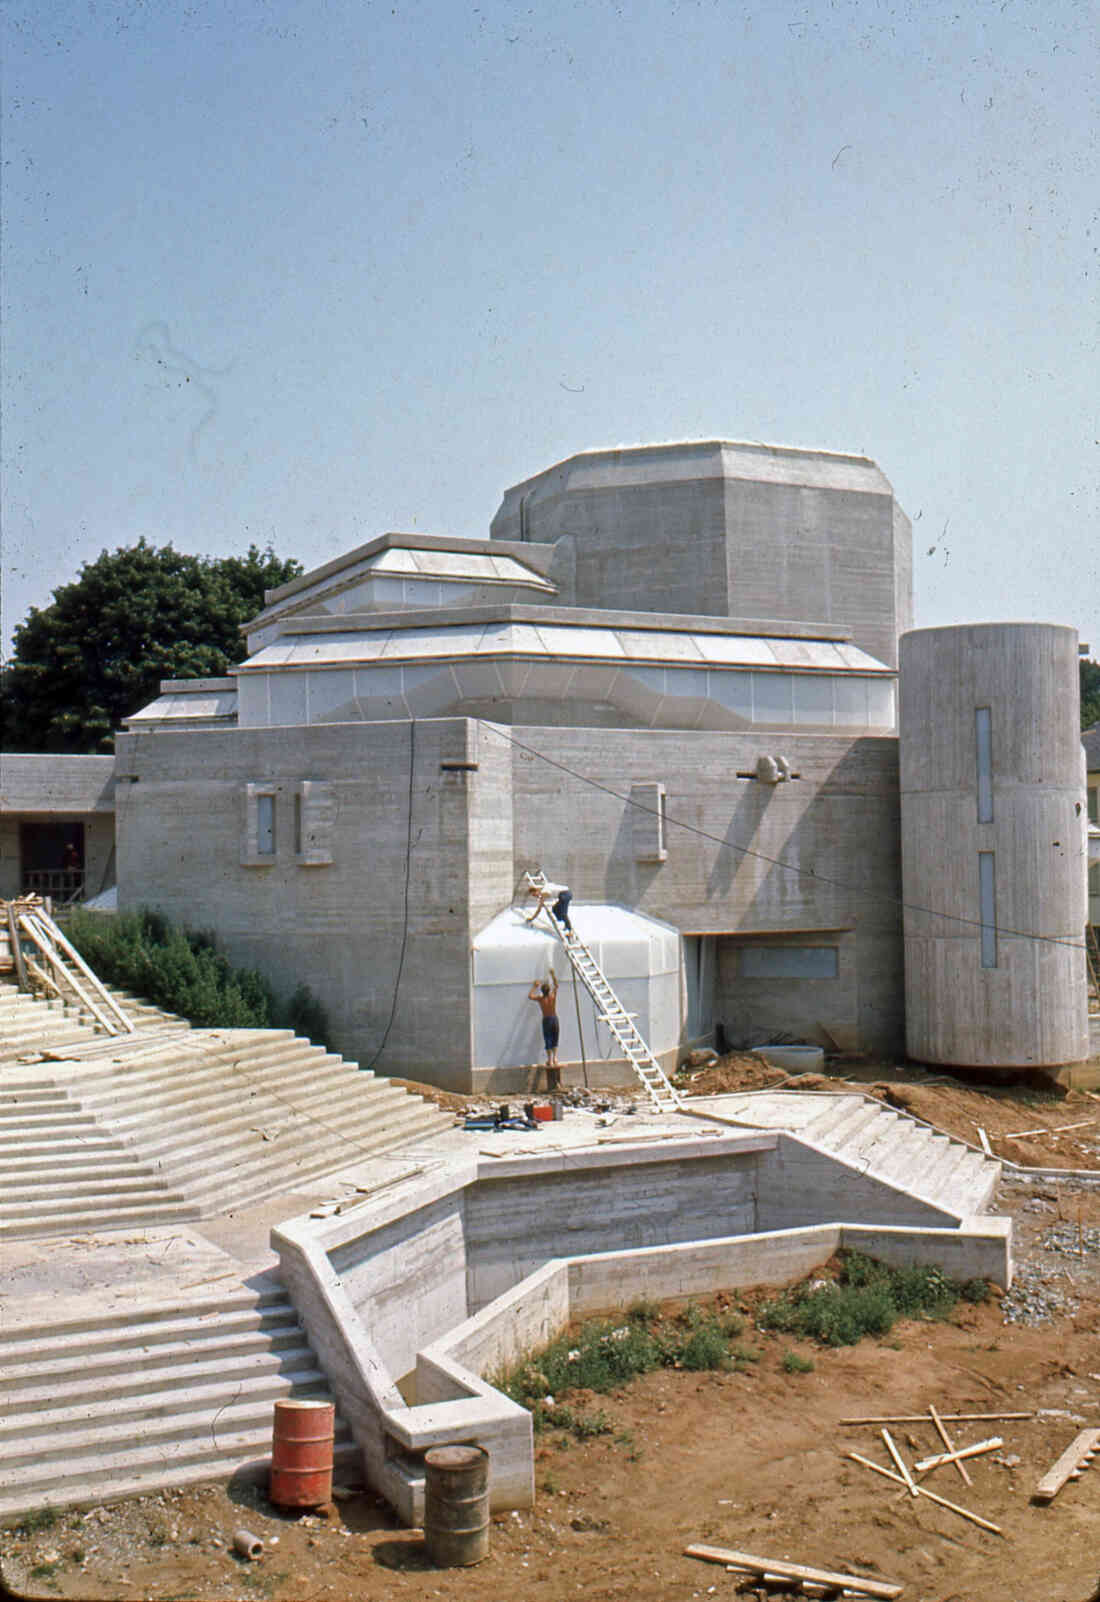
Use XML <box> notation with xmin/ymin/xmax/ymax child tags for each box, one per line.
<box><xmin>2</xmin><ymin>0</ymin><xmax>1096</xmax><ymax>662</ymax></box>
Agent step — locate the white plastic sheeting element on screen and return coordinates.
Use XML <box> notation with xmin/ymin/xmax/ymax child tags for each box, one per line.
<box><xmin>471</xmin><ymin>904</ymin><xmax>681</xmax><ymax>1072</ymax></box>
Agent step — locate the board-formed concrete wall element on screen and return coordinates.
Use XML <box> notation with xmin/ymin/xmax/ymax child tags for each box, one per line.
<box><xmin>899</xmin><ymin>623</ymin><xmax>1089</xmax><ymax>1069</ymax></box>
<box><xmin>115</xmin><ymin>714</ymin><xmax>905</xmax><ymax>1084</ymax></box>
<box><xmin>490</xmin><ymin>441</ymin><xmax>912</xmax><ymax>669</ymax></box>
<box><xmin>115</xmin><ymin>717</ymin><xmax>515</xmax><ymax>1087</ymax></box>
<box><xmin>505</xmin><ymin>723</ymin><xmax>905</xmax><ymax>1058</ymax></box>
<box><xmin>463</xmin><ymin>1145</ymin><xmax>760</xmax><ymax>1310</ymax></box>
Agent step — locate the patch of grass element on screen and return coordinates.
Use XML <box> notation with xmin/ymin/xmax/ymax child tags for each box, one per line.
<box><xmin>148</xmin><ymin>1524</ymin><xmax>169</xmax><ymax>1547</ymax></box>
<box><xmin>731</xmin><ymin>1343</ymin><xmax>761</xmax><ymax>1365</ymax></box>
<box><xmin>16</xmin><ymin>1508</ymin><xmax>58</xmax><ymax>1535</ymax></box>
<box><xmin>67</xmin><ymin>1547</ymin><xmax>86</xmax><ymax>1564</ymax></box>
<box><xmin>781</xmin><ymin>1349</ymin><xmax>815</xmax><ymax>1374</ymax></box>
<box><xmin>30</xmin><ymin>1562</ymin><xmax>60</xmax><ymax>1579</ymax></box>
<box><xmin>498</xmin><ymin>1298</ymin><xmax>754</xmax><ymax>1431</ymax></box>
<box><xmin>757</xmin><ymin>1253</ymin><xmax>989</xmax><ymax>1348</ymax></box>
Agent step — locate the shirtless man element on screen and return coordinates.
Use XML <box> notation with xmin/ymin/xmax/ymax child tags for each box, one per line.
<box><xmin>528</xmin><ymin>969</ymin><xmax>561</xmax><ymax>1074</ymax></box>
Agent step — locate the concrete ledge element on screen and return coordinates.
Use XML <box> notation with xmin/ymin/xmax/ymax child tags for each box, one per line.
<box><xmin>473</xmin><ymin>1130</ymin><xmax>773</xmax><ymax>1181</ymax></box>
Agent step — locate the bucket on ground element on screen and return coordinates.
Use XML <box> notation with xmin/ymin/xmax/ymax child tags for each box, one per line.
<box><xmin>423</xmin><ymin>1444</ymin><xmax>490</xmax><ymax>1567</ymax></box>
<box><xmin>270</xmin><ymin>1398</ymin><xmax>335</xmax><ymax>1508</ymax></box>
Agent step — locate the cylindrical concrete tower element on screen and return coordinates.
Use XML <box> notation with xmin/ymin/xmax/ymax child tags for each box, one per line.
<box><xmin>899</xmin><ymin>623</ymin><xmax>1089</xmax><ymax>1070</ymax></box>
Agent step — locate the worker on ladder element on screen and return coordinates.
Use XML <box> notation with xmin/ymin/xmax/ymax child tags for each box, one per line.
<box><xmin>524</xmin><ymin>873</ymin><xmax>573</xmax><ymax>931</ymax></box>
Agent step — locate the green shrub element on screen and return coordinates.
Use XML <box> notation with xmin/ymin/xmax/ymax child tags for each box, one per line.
<box><xmin>65</xmin><ymin>908</ymin><xmax>330</xmax><ymax>1046</ymax></box>
<box><xmin>781</xmin><ymin>1350</ymin><xmax>815</xmax><ymax>1374</ymax></box>
<box><xmin>757</xmin><ymin>1253</ymin><xmax>988</xmax><ymax>1347</ymax></box>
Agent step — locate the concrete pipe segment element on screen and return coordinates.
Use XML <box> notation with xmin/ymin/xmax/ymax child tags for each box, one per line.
<box><xmin>899</xmin><ymin>623</ymin><xmax>1089</xmax><ymax>1071</ymax></box>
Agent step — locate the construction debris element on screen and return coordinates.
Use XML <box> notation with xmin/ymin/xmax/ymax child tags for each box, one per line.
<box><xmin>914</xmin><ymin>1436</ymin><xmax>1002</xmax><ymax>1475</ymax></box>
<box><xmin>1033</xmin><ymin>1428</ymin><xmax>1100</xmax><ymax>1503</ymax></box>
<box><xmin>847</xmin><ymin>1452</ymin><xmax>1003</xmax><ymax>1536</ymax></box>
<box><xmin>928</xmin><ymin>1402</ymin><xmax>973</xmax><ymax>1486</ymax></box>
<box><xmin>683</xmin><ymin>1543</ymin><xmax>902</xmax><ymax>1598</ymax></box>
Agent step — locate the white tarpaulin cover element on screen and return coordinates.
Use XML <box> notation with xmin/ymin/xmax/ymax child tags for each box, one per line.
<box><xmin>471</xmin><ymin>903</ymin><xmax>681</xmax><ymax>1072</ymax></box>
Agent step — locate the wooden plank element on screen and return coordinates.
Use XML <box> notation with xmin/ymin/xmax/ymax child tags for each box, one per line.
<box><xmin>976</xmin><ymin>1125</ymin><xmax>993</xmax><ymax>1156</ymax></box>
<box><xmin>22</xmin><ymin>954</ymin><xmax>66</xmax><ymax>1001</ymax></box>
<box><xmin>683</xmin><ymin>1544</ymin><xmax>903</xmax><ymax>1598</ymax></box>
<box><xmin>848</xmin><ymin>1453</ymin><xmax>1003</xmax><ymax>1536</ymax></box>
<box><xmin>882</xmin><ymin>1429</ymin><xmax>917</xmax><ymax>1496</ymax></box>
<box><xmin>929</xmin><ymin>1403</ymin><xmax>973</xmax><ymax>1487</ymax></box>
<box><xmin>842</xmin><ymin>1412</ymin><xmax>1032</xmax><ymax>1425</ymax></box>
<box><xmin>6</xmin><ymin>901</ymin><xmax>29</xmax><ymax>992</ymax></box>
<box><xmin>1033</xmin><ymin>1429</ymin><xmax>1100</xmax><ymax>1503</ymax></box>
<box><xmin>17</xmin><ymin>914</ymin><xmax>118</xmax><ymax>1035</ymax></box>
<box><xmin>915</xmin><ymin>1436</ymin><xmax>1001</xmax><ymax>1474</ymax></box>
<box><xmin>1004</xmin><ymin>1118</ymin><xmax>1098</xmax><ymax>1139</ymax></box>
<box><xmin>25</xmin><ymin>910</ymin><xmax>133</xmax><ymax>1032</ymax></box>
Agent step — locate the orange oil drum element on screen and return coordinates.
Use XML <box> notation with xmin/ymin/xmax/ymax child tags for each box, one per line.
<box><xmin>269</xmin><ymin>1398</ymin><xmax>335</xmax><ymax>1508</ymax></box>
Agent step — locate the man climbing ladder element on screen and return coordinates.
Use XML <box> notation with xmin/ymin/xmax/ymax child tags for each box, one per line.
<box><xmin>521</xmin><ymin>871</ymin><xmax>682</xmax><ymax>1113</ymax></box>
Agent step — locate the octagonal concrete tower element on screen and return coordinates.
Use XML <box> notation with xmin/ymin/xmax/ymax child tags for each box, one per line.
<box><xmin>899</xmin><ymin>623</ymin><xmax>1089</xmax><ymax>1072</ymax></box>
<box><xmin>491</xmin><ymin>440</ymin><xmax>913</xmax><ymax>667</ymax></box>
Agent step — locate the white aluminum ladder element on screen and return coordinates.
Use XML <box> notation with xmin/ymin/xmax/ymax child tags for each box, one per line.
<box><xmin>524</xmin><ymin>873</ymin><xmax>682</xmax><ymax>1113</ymax></box>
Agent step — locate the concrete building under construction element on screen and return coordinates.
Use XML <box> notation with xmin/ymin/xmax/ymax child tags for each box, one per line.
<box><xmin>112</xmin><ymin>440</ymin><xmax>1091</xmax><ymax>1089</ymax></box>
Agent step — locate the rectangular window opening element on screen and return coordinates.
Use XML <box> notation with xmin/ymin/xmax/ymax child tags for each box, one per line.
<box><xmin>738</xmin><ymin>945</ymin><xmax>839</xmax><ymax>980</ymax></box>
<box><xmin>256</xmin><ymin>794</ymin><xmax>275</xmax><ymax>856</ymax></box>
<box><xmin>975</xmin><ymin>707</ymin><xmax>993</xmax><ymax>824</ymax></box>
<box><xmin>979</xmin><ymin>851</ymin><xmax>997</xmax><ymax>968</ymax></box>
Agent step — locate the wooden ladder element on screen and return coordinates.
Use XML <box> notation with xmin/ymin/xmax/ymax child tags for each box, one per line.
<box><xmin>3</xmin><ymin>896</ymin><xmax>133</xmax><ymax>1036</ymax></box>
<box><xmin>525</xmin><ymin>873</ymin><xmax>681</xmax><ymax>1113</ymax></box>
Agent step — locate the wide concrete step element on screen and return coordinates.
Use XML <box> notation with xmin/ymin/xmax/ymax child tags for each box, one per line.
<box><xmin>0</xmin><ymin>1392</ymin><xmax>342</xmax><ymax>1471</ymax></box>
<box><xmin>77</xmin><ymin>1045</ymin><xmax>357</xmax><ymax>1125</ymax></box>
<box><xmin>0</xmin><ymin>1200</ymin><xmax>200</xmax><ymax>1242</ymax></box>
<box><xmin>111</xmin><ymin>1078</ymin><xmax>422</xmax><ymax>1170</ymax></box>
<box><xmin>184</xmin><ymin>1102</ymin><xmax>453</xmax><ymax>1207</ymax></box>
<box><xmin>0</xmin><ymin>1419</ymin><xmax>352</xmax><ymax>1498</ymax></box>
<box><xmin>3</xmin><ymin>1343</ymin><xmax>318</xmax><ymax>1415</ymax></box>
<box><xmin>0</xmin><ymin>1150</ymin><xmax>160</xmax><ymax>1178</ymax></box>
<box><xmin>0</xmin><ymin>1323</ymin><xmax>308</xmax><ymax>1391</ymax></box>
<box><xmin>0</xmin><ymin>1304</ymin><xmax>301</xmax><ymax>1368</ymax></box>
<box><xmin>0</xmin><ymin>1440</ymin><xmax>360</xmax><ymax>1525</ymax></box>
<box><xmin>806</xmin><ymin>1099</ymin><xmax>884</xmax><ymax>1150</ymax></box>
<box><xmin>3</xmin><ymin>1173</ymin><xmax>184</xmax><ymax>1203</ymax></box>
<box><xmin>0</xmin><ymin>1367</ymin><xmax>328</xmax><ymax>1438</ymax></box>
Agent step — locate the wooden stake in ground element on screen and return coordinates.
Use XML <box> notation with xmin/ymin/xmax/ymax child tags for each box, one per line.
<box><xmin>929</xmin><ymin>1402</ymin><xmax>973</xmax><ymax>1487</ymax></box>
<box><xmin>1034</xmin><ymin>1429</ymin><xmax>1100</xmax><ymax>1503</ymax></box>
<box><xmin>881</xmin><ymin>1428</ymin><xmax>918</xmax><ymax>1496</ymax></box>
<box><xmin>848</xmin><ymin>1452</ymin><xmax>1003</xmax><ymax>1536</ymax></box>
<box><xmin>683</xmin><ymin>1544</ymin><xmax>902</xmax><ymax>1599</ymax></box>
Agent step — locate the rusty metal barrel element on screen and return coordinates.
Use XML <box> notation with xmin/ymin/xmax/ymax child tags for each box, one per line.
<box><xmin>423</xmin><ymin>1444</ymin><xmax>490</xmax><ymax>1567</ymax></box>
<box><xmin>269</xmin><ymin>1398</ymin><xmax>335</xmax><ymax>1508</ymax></box>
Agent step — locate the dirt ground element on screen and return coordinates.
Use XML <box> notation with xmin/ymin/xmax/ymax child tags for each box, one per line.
<box><xmin>4</xmin><ymin>1062</ymin><xmax>1099</xmax><ymax>1602</ymax></box>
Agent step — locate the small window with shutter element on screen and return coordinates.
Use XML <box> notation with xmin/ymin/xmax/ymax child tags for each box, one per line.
<box><xmin>631</xmin><ymin>781</ymin><xmax>668</xmax><ymax>863</ymax></box>
<box><xmin>294</xmin><ymin>780</ymin><xmax>335</xmax><ymax>866</ymax></box>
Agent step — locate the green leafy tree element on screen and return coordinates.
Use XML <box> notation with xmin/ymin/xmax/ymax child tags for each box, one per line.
<box><xmin>4</xmin><ymin>541</ymin><xmax>301</xmax><ymax>752</ymax></box>
<box><xmin>1082</xmin><ymin>658</ymin><xmax>1100</xmax><ymax>732</ymax></box>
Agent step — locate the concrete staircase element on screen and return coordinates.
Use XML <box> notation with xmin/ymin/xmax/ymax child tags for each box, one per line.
<box><xmin>0</xmin><ymin>982</ymin><xmax>184</xmax><ymax>1065</ymax></box>
<box><xmin>0</xmin><ymin>1283</ymin><xmax>356</xmax><ymax>1522</ymax></box>
<box><xmin>0</xmin><ymin>980</ymin><xmax>454</xmax><ymax>1238</ymax></box>
<box><xmin>0</xmin><ymin>1076</ymin><xmax>199</xmax><ymax>1240</ymax></box>
<box><xmin>696</xmin><ymin>1090</ymin><xmax>1000</xmax><ymax>1218</ymax></box>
